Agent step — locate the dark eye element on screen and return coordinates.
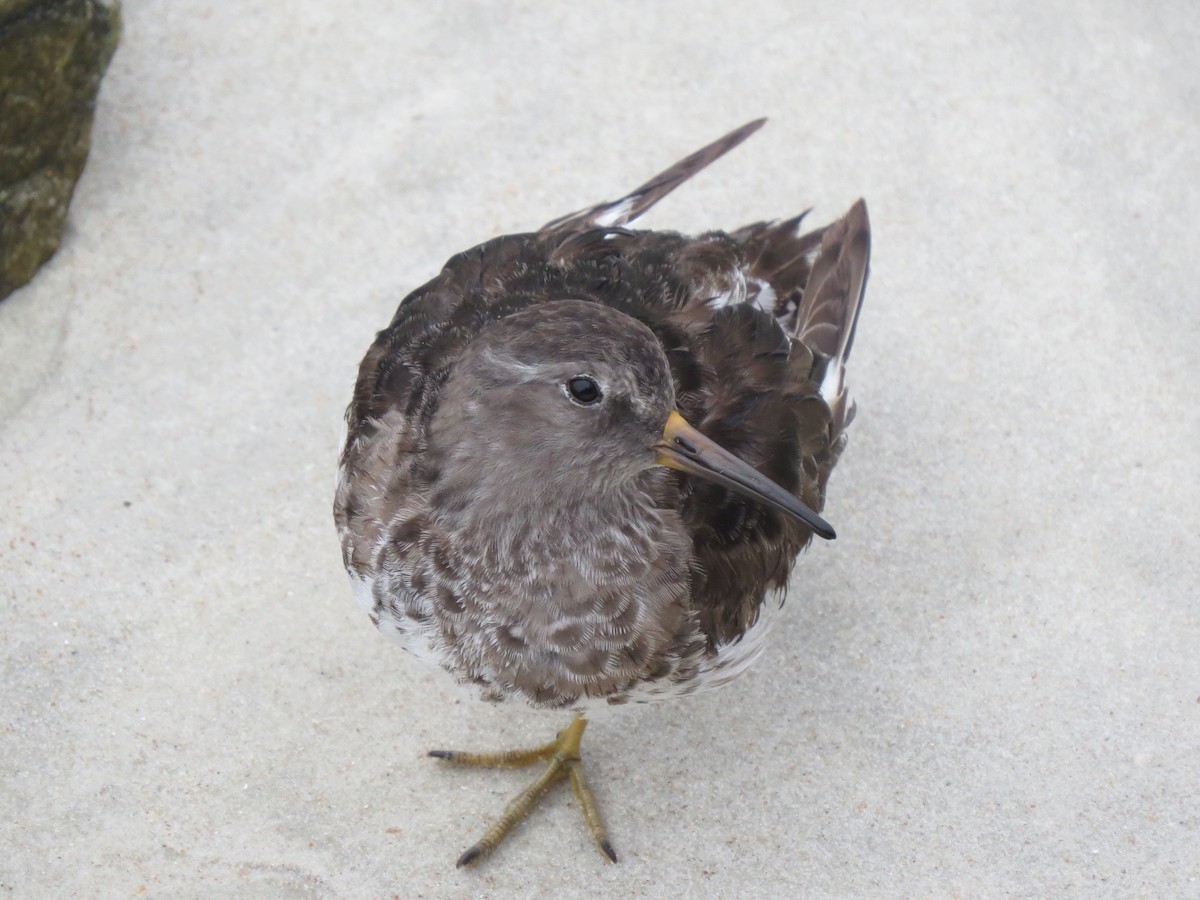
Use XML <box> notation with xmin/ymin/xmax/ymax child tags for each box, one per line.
<box><xmin>565</xmin><ymin>375</ymin><xmax>602</xmax><ymax>406</ymax></box>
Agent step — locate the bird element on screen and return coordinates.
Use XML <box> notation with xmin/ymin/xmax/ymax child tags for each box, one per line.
<box><xmin>334</xmin><ymin>118</ymin><xmax>870</xmax><ymax>867</ymax></box>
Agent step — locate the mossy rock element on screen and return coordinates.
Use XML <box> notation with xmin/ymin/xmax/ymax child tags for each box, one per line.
<box><xmin>0</xmin><ymin>0</ymin><xmax>120</xmax><ymax>300</ymax></box>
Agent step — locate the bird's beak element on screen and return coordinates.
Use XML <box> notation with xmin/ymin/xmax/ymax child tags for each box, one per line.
<box><xmin>654</xmin><ymin>410</ymin><xmax>836</xmax><ymax>540</ymax></box>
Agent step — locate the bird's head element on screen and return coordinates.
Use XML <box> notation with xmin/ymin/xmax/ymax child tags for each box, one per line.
<box><xmin>426</xmin><ymin>299</ymin><xmax>834</xmax><ymax>539</ymax></box>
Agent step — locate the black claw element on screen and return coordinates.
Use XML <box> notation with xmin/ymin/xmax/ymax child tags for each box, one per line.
<box><xmin>456</xmin><ymin>844</ymin><xmax>484</xmax><ymax>868</ymax></box>
<box><xmin>600</xmin><ymin>839</ymin><xmax>618</xmax><ymax>863</ymax></box>
<box><xmin>428</xmin><ymin>750</ymin><xmax>454</xmax><ymax>760</ymax></box>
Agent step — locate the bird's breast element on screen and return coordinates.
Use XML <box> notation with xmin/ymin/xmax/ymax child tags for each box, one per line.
<box><xmin>389</xmin><ymin>491</ymin><xmax>707</xmax><ymax>708</ymax></box>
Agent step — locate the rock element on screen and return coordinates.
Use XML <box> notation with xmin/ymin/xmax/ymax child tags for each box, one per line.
<box><xmin>0</xmin><ymin>0</ymin><xmax>120</xmax><ymax>301</ymax></box>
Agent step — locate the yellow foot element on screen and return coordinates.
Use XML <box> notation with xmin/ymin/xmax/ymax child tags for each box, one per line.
<box><xmin>428</xmin><ymin>714</ymin><xmax>616</xmax><ymax>867</ymax></box>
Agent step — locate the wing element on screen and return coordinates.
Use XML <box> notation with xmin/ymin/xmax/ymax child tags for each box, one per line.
<box><xmin>649</xmin><ymin>200</ymin><xmax>872</xmax><ymax>647</ymax></box>
<box><xmin>794</xmin><ymin>198</ymin><xmax>871</xmax><ymax>442</ymax></box>
<box><xmin>732</xmin><ymin>198</ymin><xmax>871</xmax><ymax>460</ymax></box>
<box><xmin>540</xmin><ymin>118</ymin><xmax>767</xmax><ymax>233</ymax></box>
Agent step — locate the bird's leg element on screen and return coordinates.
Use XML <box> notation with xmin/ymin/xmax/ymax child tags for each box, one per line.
<box><xmin>428</xmin><ymin>714</ymin><xmax>616</xmax><ymax>867</ymax></box>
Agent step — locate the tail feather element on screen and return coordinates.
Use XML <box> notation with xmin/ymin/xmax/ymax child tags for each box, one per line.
<box><xmin>797</xmin><ymin>199</ymin><xmax>870</xmax><ymax>365</ymax></box>
<box><xmin>795</xmin><ymin>199</ymin><xmax>871</xmax><ymax>435</ymax></box>
<box><xmin>541</xmin><ymin>118</ymin><xmax>768</xmax><ymax>233</ymax></box>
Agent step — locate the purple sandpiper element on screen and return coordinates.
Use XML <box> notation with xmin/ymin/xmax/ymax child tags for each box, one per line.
<box><xmin>334</xmin><ymin>118</ymin><xmax>870</xmax><ymax>866</ymax></box>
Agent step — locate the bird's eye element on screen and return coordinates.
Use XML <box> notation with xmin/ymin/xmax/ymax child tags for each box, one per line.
<box><xmin>565</xmin><ymin>375</ymin><xmax>602</xmax><ymax>406</ymax></box>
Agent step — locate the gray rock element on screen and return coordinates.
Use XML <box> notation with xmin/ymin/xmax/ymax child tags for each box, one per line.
<box><xmin>0</xmin><ymin>0</ymin><xmax>120</xmax><ymax>300</ymax></box>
